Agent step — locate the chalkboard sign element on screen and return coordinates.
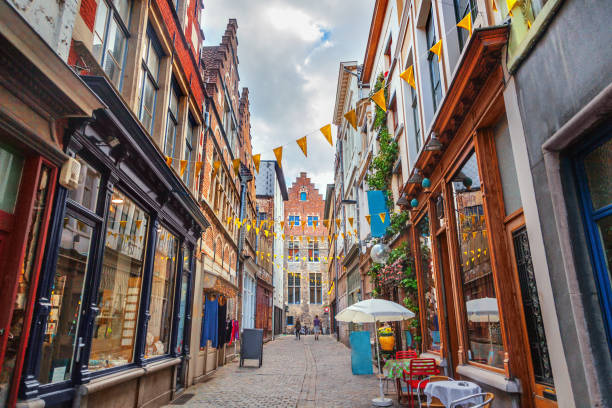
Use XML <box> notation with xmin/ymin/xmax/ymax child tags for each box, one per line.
<box><xmin>240</xmin><ymin>328</ymin><xmax>264</xmax><ymax>367</ymax></box>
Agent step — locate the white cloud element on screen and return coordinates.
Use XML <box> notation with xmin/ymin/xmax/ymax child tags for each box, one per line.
<box><xmin>202</xmin><ymin>0</ymin><xmax>373</xmax><ymax>193</ymax></box>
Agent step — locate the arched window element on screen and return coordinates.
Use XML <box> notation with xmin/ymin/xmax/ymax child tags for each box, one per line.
<box><xmin>300</xmin><ymin>191</ymin><xmax>307</xmax><ymax>201</ymax></box>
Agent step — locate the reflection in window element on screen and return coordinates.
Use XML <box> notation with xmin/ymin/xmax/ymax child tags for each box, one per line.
<box><xmin>67</xmin><ymin>156</ymin><xmax>101</xmax><ymax>212</ymax></box>
<box><xmin>288</xmin><ymin>240</ymin><xmax>299</xmax><ymax>261</ymax></box>
<box><xmin>147</xmin><ymin>226</ymin><xmax>178</xmax><ymax>358</ymax></box>
<box><xmin>451</xmin><ymin>152</ymin><xmax>504</xmax><ymax>369</ymax></box>
<box><xmin>89</xmin><ymin>190</ymin><xmax>148</xmax><ymax>371</ymax></box>
<box><xmin>39</xmin><ymin>216</ymin><xmax>92</xmax><ymax>384</ymax></box>
<box><xmin>418</xmin><ymin>216</ymin><xmax>441</xmax><ymax>352</ymax></box>
<box><xmin>0</xmin><ymin>144</ymin><xmax>24</xmax><ymax>214</ymax></box>
<box><xmin>308</xmin><ymin>241</ymin><xmax>320</xmax><ymax>262</ymax></box>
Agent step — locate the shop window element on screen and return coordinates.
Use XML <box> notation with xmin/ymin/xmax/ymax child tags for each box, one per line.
<box><xmin>91</xmin><ymin>0</ymin><xmax>131</xmax><ymax>89</ymax></box>
<box><xmin>67</xmin><ymin>156</ymin><xmax>101</xmax><ymax>212</ymax></box>
<box><xmin>164</xmin><ymin>81</ymin><xmax>181</xmax><ymax>159</ymax></box>
<box><xmin>451</xmin><ymin>151</ymin><xmax>505</xmax><ymax>369</ymax></box>
<box><xmin>0</xmin><ymin>144</ymin><xmax>24</xmax><ymax>213</ymax></box>
<box><xmin>138</xmin><ymin>27</ymin><xmax>161</xmax><ymax>134</ymax></box>
<box><xmin>347</xmin><ymin>269</ymin><xmax>361</xmax><ymax>307</ymax></box>
<box><xmin>89</xmin><ymin>190</ymin><xmax>149</xmax><ymax>371</ymax></box>
<box><xmin>308</xmin><ymin>241</ymin><xmax>320</xmax><ymax>262</ymax></box>
<box><xmin>417</xmin><ymin>216</ymin><xmax>441</xmax><ymax>352</ymax></box>
<box><xmin>176</xmin><ymin>247</ymin><xmax>191</xmax><ymax>355</ymax></box>
<box><xmin>300</xmin><ymin>192</ymin><xmax>307</xmax><ymax>201</ymax></box>
<box><xmin>146</xmin><ymin>226</ymin><xmax>178</xmax><ymax>358</ymax></box>
<box><xmin>309</xmin><ymin>273</ymin><xmax>322</xmax><ymax>304</ymax></box>
<box><xmin>288</xmin><ymin>273</ymin><xmax>300</xmax><ymax>304</ymax></box>
<box><xmin>289</xmin><ymin>215</ymin><xmax>300</xmax><ymax>226</ymax></box>
<box><xmin>426</xmin><ymin>12</ymin><xmax>442</xmax><ymax>112</ymax></box>
<box><xmin>454</xmin><ymin>0</ymin><xmax>477</xmax><ymax>51</ymax></box>
<box><xmin>38</xmin><ymin>215</ymin><xmax>93</xmax><ymax>384</ymax></box>
<box><xmin>288</xmin><ymin>240</ymin><xmax>299</xmax><ymax>261</ymax></box>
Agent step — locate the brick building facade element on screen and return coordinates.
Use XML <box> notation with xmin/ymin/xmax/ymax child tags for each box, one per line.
<box><xmin>284</xmin><ymin>173</ymin><xmax>329</xmax><ymax>333</ymax></box>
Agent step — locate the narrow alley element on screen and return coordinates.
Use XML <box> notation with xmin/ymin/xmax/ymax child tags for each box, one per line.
<box><xmin>165</xmin><ymin>336</ymin><xmax>397</xmax><ymax>408</ymax></box>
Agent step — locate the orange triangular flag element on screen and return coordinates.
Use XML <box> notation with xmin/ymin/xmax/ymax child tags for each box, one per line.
<box><xmin>232</xmin><ymin>158</ymin><xmax>240</xmax><ymax>174</ymax></box>
<box><xmin>195</xmin><ymin>161</ymin><xmax>203</xmax><ymax>179</ymax></box>
<box><xmin>457</xmin><ymin>12</ymin><xmax>472</xmax><ymax>35</ymax></box>
<box><xmin>296</xmin><ymin>136</ymin><xmax>308</xmax><ymax>157</ymax></box>
<box><xmin>365</xmin><ymin>215</ymin><xmax>371</xmax><ymax>225</ymax></box>
<box><xmin>323</xmin><ymin>219</ymin><xmax>330</xmax><ymax>228</ymax></box>
<box><xmin>335</xmin><ymin>219</ymin><xmax>341</xmax><ymax>228</ymax></box>
<box><xmin>379</xmin><ymin>212</ymin><xmax>386</xmax><ymax>223</ymax></box>
<box><xmin>166</xmin><ymin>156</ymin><xmax>173</xmax><ymax>166</ymax></box>
<box><xmin>273</xmin><ymin>146</ymin><xmax>283</xmax><ymax>168</ymax></box>
<box><xmin>290</xmin><ymin>221</ymin><xmax>295</xmax><ymax>229</ymax></box>
<box><xmin>348</xmin><ymin>217</ymin><xmax>354</xmax><ymax>228</ymax></box>
<box><xmin>212</xmin><ymin>161</ymin><xmax>221</xmax><ymax>179</ymax></box>
<box><xmin>371</xmin><ymin>88</ymin><xmax>386</xmax><ymax>112</ymax></box>
<box><xmin>313</xmin><ymin>220</ymin><xmax>318</xmax><ymax>228</ymax></box>
<box><xmin>400</xmin><ymin>65</ymin><xmax>416</xmax><ymax>89</ymax></box>
<box><xmin>253</xmin><ymin>154</ymin><xmax>261</xmax><ymax>173</ymax></box>
<box><xmin>280</xmin><ymin>221</ymin><xmax>285</xmax><ymax>229</ymax></box>
<box><xmin>320</xmin><ymin>124</ymin><xmax>333</xmax><ymax>146</ymax></box>
<box><xmin>135</xmin><ymin>220</ymin><xmax>142</xmax><ymax>229</ymax></box>
<box><xmin>180</xmin><ymin>160</ymin><xmax>188</xmax><ymax>177</ymax></box>
<box><xmin>492</xmin><ymin>0</ymin><xmax>498</xmax><ymax>11</ymax></box>
<box><xmin>343</xmin><ymin>109</ymin><xmax>357</xmax><ymax>130</ymax></box>
<box><xmin>430</xmin><ymin>39</ymin><xmax>442</xmax><ymax>61</ymax></box>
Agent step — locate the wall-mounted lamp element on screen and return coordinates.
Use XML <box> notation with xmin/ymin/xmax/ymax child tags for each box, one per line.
<box><xmin>424</xmin><ymin>132</ymin><xmax>444</xmax><ymax>151</ymax></box>
<box><xmin>407</xmin><ymin>168</ymin><xmax>423</xmax><ymax>184</ymax></box>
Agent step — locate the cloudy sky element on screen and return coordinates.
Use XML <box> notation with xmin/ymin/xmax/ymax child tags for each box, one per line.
<box><xmin>202</xmin><ymin>1</ymin><xmax>373</xmax><ymax>194</ymax></box>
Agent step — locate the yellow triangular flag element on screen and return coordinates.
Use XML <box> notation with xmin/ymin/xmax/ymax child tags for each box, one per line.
<box><xmin>166</xmin><ymin>156</ymin><xmax>173</xmax><ymax>166</ymax></box>
<box><xmin>400</xmin><ymin>65</ymin><xmax>416</xmax><ymax>89</ymax></box>
<box><xmin>255</xmin><ymin>227</ymin><xmax>260</xmax><ymax>235</ymax></box>
<box><xmin>253</xmin><ymin>154</ymin><xmax>261</xmax><ymax>173</ymax></box>
<box><xmin>320</xmin><ymin>124</ymin><xmax>333</xmax><ymax>146</ymax></box>
<box><xmin>430</xmin><ymin>39</ymin><xmax>442</xmax><ymax>61</ymax></box>
<box><xmin>280</xmin><ymin>221</ymin><xmax>285</xmax><ymax>229</ymax></box>
<box><xmin>371</xmin><ymin>88</ymin><xmax>386</xmax><ymax>112</ymax></box>
<box><xmin>264</xmin><ymin>230</ymin><xmax>269</xmax><ymax>237</ymax></box>
<box><xmin>379</xmin><ymin>212</ymin><xmax>386</xmax><ymax>223</ymax></box>
<box><xmin>348</xmin><ymin>217</ymin><xmax>354</xmax><ymax>228</ymax></box>
<box><xmin>212</xmin><ymin>161</ymin><xmax>221</xmax><ymax>179</ymax></box>
<box><xmin>506</xmin><ymin>0</ymin><xmax>517</xmax><ymax>13</ymax></box>
<box><xmin>492</xmin><ymin>0</ymin><xmax>498</xmax><ymax>11</ymax></box>
<box><xmin>195</xmin><ymin>161</ymin><xmax>203</xmax><ymax>179</ymax></box>
<box><xmin>273</xmin><ymin>146</ymin><xmax>283</xmax><ymax>168</ymax></box>
<box><xmin>232</xmin><ymin>158</ymin><xmax>240</xmax><ymax>174</ymax></box>
<box><xmin>296</xmin><ymin>136</ymin><xmax>308</xmax><ymax>157</ymax></box>
<box><xmin>457</xmin><ymin>12</ymin><xmax>472</xmax><ymax>35</ymax></box>
<box><xmin>227</xmin><ymin>216</ymin><xmax>233</xmax><ymax>225</ymax></box>
<box><xmin>323</xmin><ymin>219</ymin><xmax>329</xmax><ymax>228</ymax></box>
<box><xmin>335</xmin><ymin>219</ymin><xmax>341</xmax><ymax>228</ymax></box>
<box><xmin>180</xmin><ymin>160</ymin><xmax>188</xmax><ymax>177</ymax></box>
<box><xmin>365</xmin><ymin>215</ymin><xmax>371</xmax><ymax>225</ymax></box>
<box><xmin>247</xmin><ymin>224</ymin><xmax>251</xmax><ymax>232</ymax></box>
<box><xmin>313</xmin><ymin>220</ymin><xmax>318</xmax><ymax>228</ymax></box>
<box><xmin>343</xmin><ymin>109</ymin><xmax>357</xmax><ymax>130</ymax></box>
<box><xmin>290</xmin><ymin>221</ymin><xmax>295</xmax><ymax>229</ymax></box>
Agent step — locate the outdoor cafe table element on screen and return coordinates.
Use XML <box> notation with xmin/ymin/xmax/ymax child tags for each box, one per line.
<box><xmin>424</xmin><ymin>380</ymin><xmax>481</xmax><ymax>407</ymax></box>
<box><xmin>382</xmin><ymin>359</ymin><xmax>412</xmax><ymax>404</ymax></box>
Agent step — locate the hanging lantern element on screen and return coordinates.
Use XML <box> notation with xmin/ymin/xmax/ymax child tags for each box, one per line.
<box><xmin>371</xmin><ymin>243</ymin><xmax>391</xmax><ymax>264</ymax></box>
<box><xmin>411</xmin><ymin>198</ymin><xmax>419</xmax><ymax>208</ymax></box>
<box><xmin>421</xmin><ymin>178</ymin><xmax>431</xmax><ymax>189</ymax></box>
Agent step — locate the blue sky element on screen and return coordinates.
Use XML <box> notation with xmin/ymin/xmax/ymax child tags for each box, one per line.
<box><xmin>201</xmin><ymin>1</ymin><xmax>373</xmax><ymax>193</ymax></box>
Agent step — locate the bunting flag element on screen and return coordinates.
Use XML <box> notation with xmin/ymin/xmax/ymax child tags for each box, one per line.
<box><xmin>343</xmin><ymin>109</ymin><xmax>357</xmax><ymax>130</ymax></box>
<box><xmin>323</xmin><ymin>219</ymin><xmax>330</xmax><ymax>228</ymax></box>
<box><xmin>212</xmin><ymin>161</ymin><xmax>221</xmax><ymax>179</ymax></box>
<box><xmin>227</xmin><ymin>216</ymin><xmax>233</xmax><ymax>225</ymax></box>
<box><xmin>348</xmin><ymin>217</ymin><xmax>354</xmax><ymax>228</ymax></box>
<box><xmin>320</xmin><ymin>124</ymin><xmax>333</xmax><ymax>146</ymax></box>
<box><xmin>273</xmin><ymin>146</ymin><xmax>283</xmax><ymax>168</ymax></box>
<box><xmin>296</xmin><ymin>136</ymin><xmax>308</xmax><ymax>157</ymax></box>
<box><xmin>335</xmin><ymin>218</ymin><xmax>341</xmax><ymax>228</ymax></box>
<box><xmin>280</xmin><ymin>221</ymin><xmax>285</xmax><ymax>229</ymax></box>
<box><xmin>253</xmin><ymin>154</ymin><xmax>261</xmax><ymax>173</ymax></box>
<box><xmin>313</xmin><ymin>219</ymin><xmax>318</xmax><ymax>228</ymax></box>
<box><xmin>379</xmin><ymin>212</ymin><xmax>386</xmax><ymax>224</ymax></box>
<box><xmin>282</xmin><ymin>234</ymin><xmax>285</xmax><ymax>240</ymax></box>
<box><xmin>400</xmin><ymin>65</ymin><xmax>416</xmax><ymax>89</ymax></box>
<box><xmin>506</xmin><ymin>0</ymin><xmax>517</xmax><ymax>14</ymax></box>
<box><xmin>371</xmin><ymin>88</ymin><xmax>386</xmax><ymax>112</ymax></box>
<box><xmin>430</xmin><ymin>39</ymin><xmax>443</xmax><ymax>61</ymax></box>
<box><xmin>120</xmin><ymin>220</ymin><xmax>127</xmax><ymax>227</ymax></box>
<box><xmin>290</xmin><ymin>221</ymin><xmax>295</xmax><ymax>229</ymax></box>
<box><xmin>247</xmin><ymin>224</ymin><xmax>251</xmax><ymax>232</ymax></box>
<box><xmin>492</xmin><ymin>0</ymin><xmax>498</xmax><ymax>11</ymax></box>
<box><xmin>135</xmin><ymin>220</ymin><xmax>142</xmax><ymax>229</ymax></box>
<box><xmin>166</xmin><ymin>157</ymin><xmax>173</xmax><ymax>166</ymax></box>
<box><xmin>255</xmin><ymin>227</ymin><xmax>260</xmax><ymax>235</ymax></box>
<box><xmin>232</xmin><ymin>158</ymin><xmax>241</xmax><ymax>174</ymax></box>
<box><xmin>264</xmin><ymin>230</ymin><xmax>269</xmax><ymax>237</ymax></box>
<box><xmin>180</xmin><ymin>160</ymin><xmax>188</xmax><ymax>177</ymax></box>
<box><xmin>195</xmin><ymin>161</ymin><xmax>203</xmax><ymax>179</ymax></box>
<box><xmin>457</xmin><ymin>12</ymin><xmax>472</xmax><ymax>35</ymax></box>
<box><xmin>365</xmin><ymin>215</ymin><xmax>371</xmax><ymax>225</ymax></box>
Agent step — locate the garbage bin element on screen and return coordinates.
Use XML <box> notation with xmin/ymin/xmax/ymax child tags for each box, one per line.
<box><xmin>240</xmin><ymin>328</ymin><xmax>264</xmax><ymax>367</ymax></box>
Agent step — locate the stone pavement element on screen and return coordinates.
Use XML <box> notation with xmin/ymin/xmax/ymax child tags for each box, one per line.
<box><xmin>166</xmin><ymin>334</ymin><xmax>401</xmax><ymax>407</ymax></box>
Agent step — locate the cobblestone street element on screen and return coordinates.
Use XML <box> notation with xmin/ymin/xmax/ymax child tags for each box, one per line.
<box><xmin>167</xmin><ymin>335</ymin><xmax>400</xmax><ymax>407</ymax></box>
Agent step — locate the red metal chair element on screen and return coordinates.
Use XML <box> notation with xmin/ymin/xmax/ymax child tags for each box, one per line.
<box><xmin>396</xmin><ymin>350</ymin><xmax>418</xmax><ymax>359</ymax></box>
<box><xmin>402</xmin><ymin>358</ymin><xmax>438</xmax><ymax>408</ymax></box>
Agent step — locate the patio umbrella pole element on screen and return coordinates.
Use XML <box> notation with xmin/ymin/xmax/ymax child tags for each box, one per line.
<box><xmin>372</xmin><ymin>320</ymin><xmax>392</xmax><ymax>407</ymax></box>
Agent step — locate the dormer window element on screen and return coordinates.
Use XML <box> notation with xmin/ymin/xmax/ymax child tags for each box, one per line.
<box><xmin>300</xmin><ymin>192</ymin><xmax>307</xmax><ymax>201</ymax></box>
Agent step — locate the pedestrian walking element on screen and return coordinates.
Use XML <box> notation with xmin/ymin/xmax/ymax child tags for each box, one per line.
<box><xmin>314</xmin><ymin>315</ymin><xmax>321</xmax><ymax>340</ymax></box>
<box><xmin>295</xmin><ymin>319</ymin><xmax>301</xmax><ymax>340</ymax></box>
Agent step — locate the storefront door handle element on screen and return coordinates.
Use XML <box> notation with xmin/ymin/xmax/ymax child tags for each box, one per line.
<box><xmin>75</xmin><ymin>337</ymin><xmax>86</xmax><ymax>363</ymax></box>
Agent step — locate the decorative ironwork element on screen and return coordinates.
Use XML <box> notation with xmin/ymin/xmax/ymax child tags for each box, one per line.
<box><xmin>512</xmin><ymin>226</ymin><xmax>554</xmax><ymax>386</ymax></box>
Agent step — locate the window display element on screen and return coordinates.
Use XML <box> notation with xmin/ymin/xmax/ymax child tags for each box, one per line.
<box><xmin>418</xmin><ymin>216</ymin><xmax>441</xmax><ymax>352</ymax></box>
<box><xmin>146</xmin><ymin>226</ymin><xmax>178</xmax><ymax>358</ymax></box>
<box><xmin>89</xmin><ymin>190</ymin><xmax>148</xmax><ymax>371</ymax></box>
<box><xmin>38</xmin><ymin>215</ymin><xmax>92</xmax><ymax>384</ymax></box>
<box><xmin>451</xmin><ymin>152</ymin><xmax>505</xmax><ymax>369</ymax></box>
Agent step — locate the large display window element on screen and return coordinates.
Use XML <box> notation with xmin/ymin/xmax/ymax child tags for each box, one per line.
<box><xmin>417</xmin><ymin>215</ymin><xmax>441</xmax><ymax>352</ymax></box>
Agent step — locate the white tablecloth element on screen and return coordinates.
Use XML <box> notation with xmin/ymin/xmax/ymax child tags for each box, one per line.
<box><xmin>424</xmin><ymin>380</ymin><xmax>482</xmax><ymax>407</ymax></box>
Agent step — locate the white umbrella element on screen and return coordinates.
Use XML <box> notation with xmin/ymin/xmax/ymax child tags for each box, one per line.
<box><xmin>336</xmin><ymin>299</ymin><xmax>415</xmax><ymax>407</ymax></box>
<box><xmin>466</xmin><ymin>297</ymin><xmax>499</xmax><ymax>323</ymax></box>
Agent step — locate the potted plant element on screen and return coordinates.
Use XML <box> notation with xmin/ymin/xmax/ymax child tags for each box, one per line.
<box><xmin>378</xmin><ymin>325</ymin><xmax>395</xmax><ymax>351</ymax></box>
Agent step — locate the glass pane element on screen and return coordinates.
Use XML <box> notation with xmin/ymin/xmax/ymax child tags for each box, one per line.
<box><xmin>147</xmin><ymin>43</ymin><xmax>159</xmax><ymax>80</ymax></box>
<box><xmin>89</xmin><ymin>190</ymin><xmax>148</xmax><ymax>371</ymax></box>
<box><xmin>584</xmin><ymin>137</ymin><xmax>612</xmax><ymax>211</ymax></box>
<box><xmin>0</xmin><ymin>144</ymin><xmax>24</xmax><ymax>213</ymax></box>
<box><xmin>165</xmin><ymin>120</ymin><xmax>176</xmax><ymax>157</ymax></box>
<box><xmin>418</xmin><ymin>216</ymin><xmax>441</xmax><ymax>352</ymax></box>
<box><xmin>596</xmin><ymin>214</ymin><xmax>612</xmax><ymax>294</ymax></box>
<box><xmin>38</xmin><ymin>216</ymin><xmax>92</xmax><ymax>384</ymax></box>
<box><xmin>141</xmin><ymin>76</ymin><xmax>156</xmax><ymax>132</ymax></box>
<box><xmin>67</xmin><ymin>156</ymin><xmax>101</xmax><ymax>212</ymax></box>
<box><xmin>103</xmin><ymin>19</ymin><xmax>126</xmax><ymax>87</ymax></box>
<box><xmin>494</xmin><ymin>117</ymin><xmax>522</xmax><ymax>216</ymax></box>
<box><xmin>92</xmin><ymin>0</ymin><xmax>109</xmax><ymax>62</ymax></box>
<box><xmin>170</xmin><ymin>89</ymin><xmax>179</xmax><ymax>118</ymax></box>
<box><xmin>176</xmin><ymin>273</ymin><xmax>188</xmax><ymax>354</ymax></box>
<box><xmin>147</xmin><ymin>226</ymin><xmax>178</xmax><ymax>358</ymax></box>
<box><xmin>0</xmin><ymin>167</ymin><xmax>51</xmax><ymax>403</ymax></box>
<box><xmin>112</xmin><ymin>0</ymin><xmax>131</xmax><ymax>25</ymax></box>
<box><xmin>451</xmin><ymin>152</ymin><xmax>505</xmax><ymax>369</ymax></box>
